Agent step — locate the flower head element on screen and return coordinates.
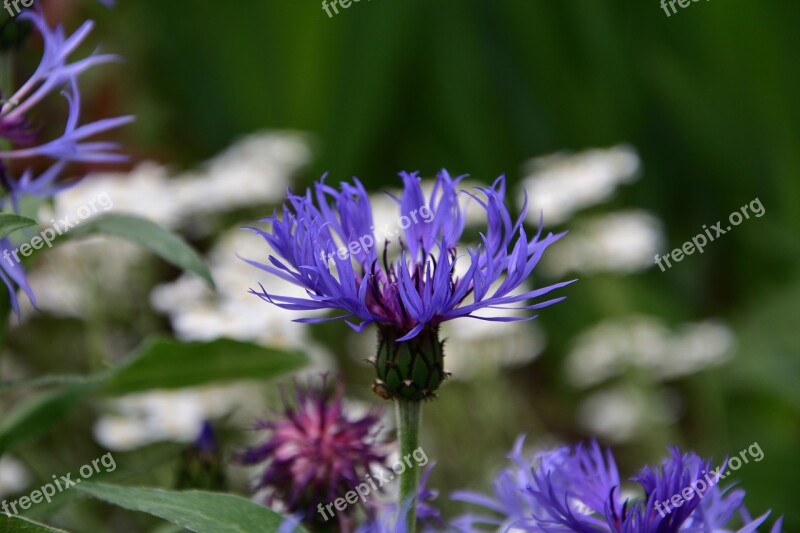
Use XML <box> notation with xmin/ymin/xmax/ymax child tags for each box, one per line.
<box><xmin>452</xmin><ymin>437</ymin><xmax>783</xmax><ymax>533</ymax></box>
<box><xmin>246</xmin><ymin>171</ymin><xmax>574</xmax><ymax>399</ymax></box>
<box><xmin>237</xmin><ymin>377</ymin><xmax>388</xmax><ymax>528</ymax></box>
<box><xmin>0</xmin><ymin>6</ymin><xmax>131</xmax><ymax>315</ymax></box>
<box><xmin>0</xmin><ymin>8</ymin><xmax>133</xmax><ymax>207</ymax></box>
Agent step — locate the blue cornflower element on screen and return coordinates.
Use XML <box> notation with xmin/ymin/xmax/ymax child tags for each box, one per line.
<box><xmin>0</xmin><ymin>236</ymin><xmax>36</xmax><ymax>316</ymax></box>
<box><xmin>0</xmin><ymin>6</ymin><xmax>131</xmax><ymax>314</ymax></box>
<box><xmin>246</xmin><ymin>170</ymin><xmax>574</xmax><ymax>399</ymax></box>
<box><xmin>0</xmin><ymin>9</ymin><xmax>133</xmax><ymax>206</ymax></box>
<box><xmin>452</xmin><ymin>436</ymin><xmax>783</xmax><ymax>533</ymax></box>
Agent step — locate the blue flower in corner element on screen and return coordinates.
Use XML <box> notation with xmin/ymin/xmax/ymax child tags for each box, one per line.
<box><xmin>0</xmin><ymin>5</ymin><xmax>132</xmax><ymax>315</ymax></box>
<box><xmin>451</xmin><ymin>437</ymin><xmax>783</xmax><ymax>533</ymax></box>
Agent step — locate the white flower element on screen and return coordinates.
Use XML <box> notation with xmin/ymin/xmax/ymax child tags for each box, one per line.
<box><xmin>172</xmin><ymin>131</ymin><xmax>311</xmax><ymax>218</ymax></box>
<box><xmin>441</xmin><ymin>313</ymin><xmax>546</xmax><ymax>381</ymax></box>
<box><xmin>566</xmin><ymin>315</ymin><xmax>734</xmax><ymax>387</ymax></box>
<box><xmin>151</xmin><ymin>228</ymin><xmax>329</xmax><ymax>352</ymax></box>
<box><xmin>93</xmin><ymin>383</ymin><xmax>265</xmax><ymax>451</ymax></box>
<box><xmin>19</xmin><ymin>131</ymin><xmax>311</xmax><ymax>321</ymax></box>
<box><xmin>49</xmin><ymin>131</ymin><xmax>311</xmax><ymax>232</ymax></box>
<box><xmin>20</xmin><ymin>238</ymin><xmax>143</xmax><ymax>319</ymax></box>
<box><xmin>0</xmin><ymin>455</ymin><xmax>30</xmax><ymax>499</ymax></box>
<box><xmin>543</xmin><ymin>210</ymin><xmax>664</xmax><ymax>275</ymax></box>
<box><xmin>520</xmin><ymin>145</ymin><xmax>640</xmax><ymax>226</ymax></box>
<box><xmin>577</xmin><ymin>387</ymin><xmax>678</xmax><ymax>443</ymax></box>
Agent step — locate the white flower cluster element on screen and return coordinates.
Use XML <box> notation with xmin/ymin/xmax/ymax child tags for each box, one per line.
<box><xmin>519</xmin><ymin>146</ymin><xmax>664</xmax><ymax>275</ymax></box>
<box><xmin>566</xmin><ymin>315</ymin><xmax>734</xmax><ymax>387</ymax></box>
<box><xmin>520</xmin><ymin>145</ymin><xmax>641</xmax><ymax>226</ymax></box>
<box><xmin>93</xmin><ymin>384</ymin><xmax>265</xmax><ymax>451</ymax></box>
<box><xmin>52</xmin><ymin>131</ymin><xmax>310</xmax><ymax>230</ymax></box>
<box><xmin>20</xmin><ymin>131</ymin><xmax>310</xmax><ymax>320</ymax></box>
<box><xmin>568</xmin><ymin>316</ymin><xmax>734</xmax><ymax>443</ymax></box>
<box><xmin>543</xmin><ymin>210</ymin><xmax>664</xmax><ymax>275</ymax></box>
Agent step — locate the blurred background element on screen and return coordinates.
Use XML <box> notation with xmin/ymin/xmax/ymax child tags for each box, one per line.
<box><xmin>2</xmin><ymin>0</ymin><xmax>799</xmax><ymax>531</ymax></box>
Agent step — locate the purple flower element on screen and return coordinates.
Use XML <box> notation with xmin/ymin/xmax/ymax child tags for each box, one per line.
<box><xmin>236</xmin><ymin>377</ymin><xmax>388</xmax><ymax>530</ymax></box>
<box><xmin>0</xmin><ymin>6</ymin><xmax>131</xmax><ymax>315</ymax></box>
<box><xmin>0</xmin><ymin>9</ymin><xmax>133</xmax><ymax>206</ymax></box>
<box><xmin>245</xmin><ymin>171</ymin><xmax>574</xmax><ymax>399</ymax></box>
<box><xmin>0</xmin><ymin>236</ymin><xmax>37</xmax><ymax>316</ymax></box>
<box><xmin>1</xmin><ymin>78</ymin><xmax>133</xmax><ymax>165</ymax></box>
<box><xmin>452</xmin><ymin>437</ymin><xmax>783</xmax><ymax>533</ymax></box>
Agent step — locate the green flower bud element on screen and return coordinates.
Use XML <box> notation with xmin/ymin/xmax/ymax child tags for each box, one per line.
<box><xmin>370</xmin><ymin>325</ymin><xmax>446</xmax><ymax>401</ymax></box>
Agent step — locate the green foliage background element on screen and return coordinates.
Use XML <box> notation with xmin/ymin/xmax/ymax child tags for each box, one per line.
<box><xmin>1</xmin><ymin>0</ymin><xmax>798</xmax><ymax>530</ymax></box>
<box><xmin>102</xmin><ymin>0</ymin><xmax>800</xmax><ymax>526</ymax></box>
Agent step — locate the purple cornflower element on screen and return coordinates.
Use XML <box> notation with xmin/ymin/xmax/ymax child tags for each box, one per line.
<box><xmin>452</xmin><ymin>436</ymin><xmax>783</xmax><ymax>533</ymax></box>
<box><xmin>0</xmin><ymin>8</ymin><xmax>133</xmax><ymax>206</ymax></box>
<box><xmin>246</xmin><ymin>171</ymin><xmax>574</xmax><ymax>399</ymax></box>
<box><xmin>237</xmin><ymin>378</ymin><xmax>388</xmax><ymax>530</ymax></box>
<box><xmin>0</xmin><ymin>5</ymin><xmax>132</xmax><ymax>314</ymax></box>
<box><xmin>0</xmin><ymin>236</ymin><xmax>36</xmax><ymax>316</ymax></box>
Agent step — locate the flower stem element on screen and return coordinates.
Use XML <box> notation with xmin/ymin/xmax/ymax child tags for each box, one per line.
<box><xmin>395</xmin><ymin>398</ymin><xmax>421</xmax><ymax>532</ymax></box>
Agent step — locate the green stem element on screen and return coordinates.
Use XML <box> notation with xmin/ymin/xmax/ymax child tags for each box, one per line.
<box><xmin>395</xmin><ymin>399</ymin><xmax>421</xmax><ymax>533</ymax></box>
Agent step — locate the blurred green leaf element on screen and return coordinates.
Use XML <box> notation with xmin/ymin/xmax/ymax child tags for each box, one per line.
<box><xmin>729</xmin><ymin>278</ymin><xmax>800</xmax><ymax>408</ymax></box>
<box><xmin>0</xmin><ymin>514</ymin><xmax>69</xmax><ymax>532</ymax></box>
<box><xmin>103</xmin><ymin>337</ymin><xmax>307</xmax><ymax>395</ymax></box>
<box><xmin>0</xmin><ymin>213</ymin><xmax>37</xmax><ymax>239</ymax></box>
<box><xmin>0</xmin><ymin>385</ymin><xmax>93</xmax><ymax>456</ymax></box>
<box><xmin>1</xmin><ymin>338</ymin><xmax>306</xmax><ymax>397</ymax></box>
<box><xmin>0</xmin><ymin>374</ymin><xmax>105</xmax><ymax>394</ymax></box>
<box><xmin>67</xmin><ymin>213</ymin><xmax>214</xmax><ymax>288</ymax></box>
<box><xmin>76</xmin><ymin>483</ymin><xmax>307</xmax><ymax>533</ymax></box>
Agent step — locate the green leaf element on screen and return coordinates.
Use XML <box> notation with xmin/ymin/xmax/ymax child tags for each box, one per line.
<box><xmin>0</xmin><ymin>513</ymin><xmax>69</xmax><ymax>532</ymax></box>
<box><xmin>0</xmin><ymin>374</ymin><xmax>105</xmax><ymax>394</ymax></box>
<box><xmin>2</xmin><ymin>338</ymin><xmax>307</xmax><ymax>398</ymax></box>
<box><xmin>76</xmin><ymin>483</ymin><xmax>308</xmax><ymax>533</ymax></box>
<box><xmin>68</xmin><ymin>213</ymin><xmax>214</xmax><ymax>288</ymax></box>
<box><xmin>103</xmin><ymin>337</ymin><xmax>307</xmax><ymax>395</ymax></box>
<box><xmin>0</xmin><ymin>385</ymin><xmax>93</xmax><ymax>456</ymax></box>
<box><xmin>0</xmin><ymin>213</ymin><xmax>37</xmax><ymax>239</ymax></box>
